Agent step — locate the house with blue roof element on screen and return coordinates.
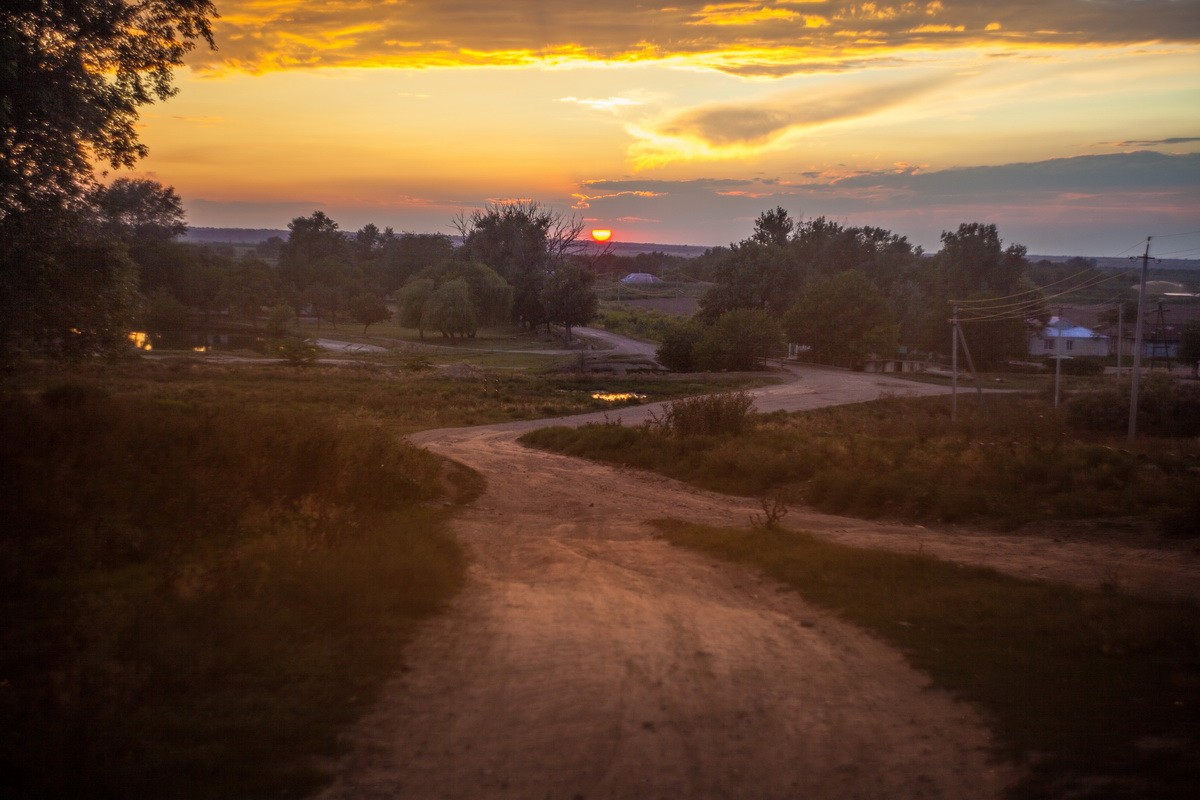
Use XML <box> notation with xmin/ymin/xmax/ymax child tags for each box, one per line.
<box><xmin>1029</xmin><ymin>316</ymin><xmax>1110</xmax><ymax>357</ymax></box>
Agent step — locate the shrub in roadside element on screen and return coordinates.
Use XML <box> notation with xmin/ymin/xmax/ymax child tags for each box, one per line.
<box><xmin>656</xmin><ymin>319</ymin><xmax>702</xmax><ymax>371</ymax></box>
<box><xmin>270</xmin><ymin>336</ymin><xmax>321</xmax><ymax>367</ymax></box>
<box><xmin>692</xmin><ymin>309</ymin><xmax>782</xmax><ymax>371</ymax></box>
<box><xmin>653</xmin><ymin>390</ymin><xmax>756</xmax><ymax>437</ymax></box>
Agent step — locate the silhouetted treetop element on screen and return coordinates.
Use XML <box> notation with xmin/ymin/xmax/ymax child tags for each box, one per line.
<box><xmin>1</xmin><ymin>0</ymin><xmax>217</xmax><ymax>218</ymax></box>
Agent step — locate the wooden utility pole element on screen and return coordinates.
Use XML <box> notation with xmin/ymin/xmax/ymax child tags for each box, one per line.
<box><xmin>1128</xmin><ymin>238</ymin><xmax>1151</xmax><ymax>441</ymax></box>
<box><xmin>1116</xmin><ymin>302</ymin><xmax>1123</xmax><ymax>375</ymax></box>
<box><xmin>951</xmin><ymin>305</ymin><xmax>958</xmax><ymax>422</ymax></box>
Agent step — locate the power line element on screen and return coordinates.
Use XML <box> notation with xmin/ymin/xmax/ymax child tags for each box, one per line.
<box><xmin>1150</xmin><ymin>229</ymin><xmax>1200</xmax><ymax>239</ymax></box>
<box><xmin>957</xmin><ymin>269</ymin><xmax>1139</xmax><ymax>321</ymax></box>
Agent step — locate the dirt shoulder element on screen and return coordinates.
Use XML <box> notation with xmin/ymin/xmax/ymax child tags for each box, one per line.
<box><xmin>319</xmin><ymin>428</ymin><xmax>1013</xmax><ymax>799</ymax></box>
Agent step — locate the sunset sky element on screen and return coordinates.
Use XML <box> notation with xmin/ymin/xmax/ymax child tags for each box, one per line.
<box><xmin>127</xmin><ymin>1</ymin><xmax>1200</xmax><ymax>255</ymax></box>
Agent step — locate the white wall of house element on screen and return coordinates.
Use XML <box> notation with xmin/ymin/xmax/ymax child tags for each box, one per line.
<box><xmin>1029</xmin><ymin>320</ymin><xmax>1110</xmax><ymax>357</ymax></box>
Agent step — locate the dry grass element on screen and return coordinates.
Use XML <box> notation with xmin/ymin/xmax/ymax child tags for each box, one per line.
<box><xmin>522</xmin><ymin>393</ymin><xmax>1200</xmax><ymax>531</ymax></box>
<box><xmin>0</xmin><ymin>387</ymin><xmax>465</xmax><ymax>798</ymax></box>
<box><xmin>655</xmin><ymin>519</ymin><xmax>1200</xmax><ymax>799</ymax></box>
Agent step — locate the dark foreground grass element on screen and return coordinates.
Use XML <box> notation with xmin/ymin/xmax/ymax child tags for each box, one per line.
<box><xmin>0</xmin><ymin>389</ymin><xmax>469</xmax><ymax>799</ymax></box>
<box><xmin>521</xmin><ymin>394</ymin><xmax>1200</xmax><ymax>530</ymax></box>
<box><xmin>653</xmin><ymin>519</ymin><xmax>1200</xmax><ymax>799</ymax></box>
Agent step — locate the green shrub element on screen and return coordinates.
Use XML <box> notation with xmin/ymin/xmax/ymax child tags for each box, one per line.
<box><xmin>655</xmin><ymin>319</ymin><xmax>702</xmax><ymax>371</ymax></box>
<box><xmin>652</xmin><ymin>390</ymin><xmax>756</xmax><ymax>437</ymax></box>
<box><xmin>692</xmin><ymin>309</ymin><xmax>782</xmax><ymax>371</ymax></box>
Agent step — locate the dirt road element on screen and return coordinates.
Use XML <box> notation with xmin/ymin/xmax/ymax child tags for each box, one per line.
<box><xmin>317</xmin><ymin>366</ymin><xmax>1198</xmax><ymax>799</ymax></box>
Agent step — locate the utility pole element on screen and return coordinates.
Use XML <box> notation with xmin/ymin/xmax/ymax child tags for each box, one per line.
<box><xmin>1128</xmin><ymin>237</ymin><xmax>1151</xmax><ymax>441</ymax></box>
<box><xmin>1116</xmin><ymin>302</ymin><xmax>1123</xmax><ymax>375</ymax></box>
<box><xmin>951</xmin><ymin>305</ymin><xmax>959</xmax><ymax>422</ymax></box>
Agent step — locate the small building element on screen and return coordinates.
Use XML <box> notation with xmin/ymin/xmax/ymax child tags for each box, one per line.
<box><xmin>1029</xmin><ymin>316</ymin><xmax>1109</xmax><ymax>357</ymax></box>
<box><xmin>619</xmin><ymin>272</ymin><xmax>663</xmax><ymax>284</ymax></box>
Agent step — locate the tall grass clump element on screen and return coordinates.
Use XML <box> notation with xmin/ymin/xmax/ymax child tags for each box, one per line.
<box><xmin>650</xmin><ymin>390</ymin><xmax>756</xmax><ymax>436</ymax></box>
<box><xmin>0</xmin><ymin>388</ymin><xmax>464</xmax><ymax>799</ymax></box>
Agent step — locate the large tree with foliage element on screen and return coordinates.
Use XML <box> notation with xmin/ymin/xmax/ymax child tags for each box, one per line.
<box><xmin>692</xmin><ymin>309</ymin><xmax>783</xmax><ymax>371</ymax></box>
<box><xmin>90</xmin><ymin>178</ymin><xmax>187</xmax><ymax>243</ymax></box>
<box><xmin>1</xmin><ymin>0</ymin><xmax>216</xmax><ymax>218</ymax></box>
<box><xmin>1</xmin><ymin>0</ymin><xmax>216</xmax><ymax>363</ymax></box>
<box><xmin>456</xmin><ymin>201</ymin><xmax>584</xmax><ymax>328</ymax></box>
<box><xmin>541</xmin><ymin>263</ymin><xmax>598</xmax><ymax>343</ymax></box>
<box><xmin>935</xmin><ymin>222</ymin><xmax>1028</xmax><ymax>296</ymax></box>
<box><xmin>783</xmin><ymin>270</ymin><xmax>898</xmax><ymax>366</ymax></box>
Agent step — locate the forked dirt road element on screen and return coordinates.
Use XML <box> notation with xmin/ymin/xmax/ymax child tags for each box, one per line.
<box><xmin>318</xmin><ymin>366</ymin><xmax>1199</xmax><ymax>799</ymax></box>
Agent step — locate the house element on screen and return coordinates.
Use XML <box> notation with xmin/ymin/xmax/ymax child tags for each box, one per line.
<box><xmin>619</xmin><ymin>272</ymin><xmax>663</xmax><ymax>284</ymax></box>
<box><xmin>1029</xmin><ymin>316</ymin><xmax>1109</xmax><ymax>357</ymax></box>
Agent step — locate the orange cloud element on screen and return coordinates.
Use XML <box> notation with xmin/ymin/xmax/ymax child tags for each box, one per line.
<box><xmin>191</xmin><ymin>1</ymin><xmax>1200</xmax><ymax>77</ymax></box>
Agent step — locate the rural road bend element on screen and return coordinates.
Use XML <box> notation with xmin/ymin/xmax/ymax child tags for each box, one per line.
<box><xmin>317</xmin><ymin>367</ymin><xmax>1017</xmax><ymax>799</ymax></box>
<box><xmin>318</xmin><ymin>365</ymin><xmax>1199</xmax><ymax>798</ymax></box>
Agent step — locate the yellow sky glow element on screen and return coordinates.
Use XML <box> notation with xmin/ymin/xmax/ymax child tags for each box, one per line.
<box><xmin>120</xmin><ymin>1</ymin><xmax>1200</xmax><ymax>253</ymax></box>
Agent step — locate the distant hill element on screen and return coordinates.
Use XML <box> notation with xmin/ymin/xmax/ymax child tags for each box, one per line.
<box><xmin>1031</xmin><ymin>254</ymin><xmax>1200</xmax><ymax>271</ymax></box>
<box><xmin>184</xmin><ymin>226</ymin><xmax>715</xmax><ymax>258</ymax></box>
<box><xmin>184</xmin><ymin>227</ymin><xmax>287</xmax><ymax>244</ymax></box>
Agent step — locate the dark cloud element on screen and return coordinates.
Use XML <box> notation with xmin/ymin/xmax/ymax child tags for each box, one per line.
<box><xmin>656</xmin><ymin>76</ymin><xmax>953</xmax><ymax>147</ymax></box>
<box><xmin>830</xmin><ymin>151</ymin><xmax>1200</xmax><ymax>198</ymax></box>
<box><xmin>195</xmin><ymin>1</ymin><xmax>1200</xmax><ymax>74</ymax></box>
<box><xmin>1109</xmin><ymin>137</ymin><xmax>1200</xmax><ymax>147</ymax></box>
<box><xmin>572</xmin><ymin>151</ymin><xmax>1200</xmax><ymax>251</ymax></box>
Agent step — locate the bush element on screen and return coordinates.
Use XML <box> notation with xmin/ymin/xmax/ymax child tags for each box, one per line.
<box><xmin>655</xmin><ymin>320</ymin><xmax>702</xmax><ymax>371</ymax></box>
<box><xmin>692</xmin><ymin>309</ymin><xmax>782</xmax><ymax>371</ymax></box>
<box><xmin>1066</xmin><ymin>374</ymin><xmax>1200</xmax><ymax>437</ymax></box>
<box><xmin>652</xmin><ymin>391</ymin><xmax>756</xmax><ymax>437</ymax></box>
<box><xmin>1050</xmin><ymin>356</ymin><xmax>1105</xmax><ymax>376</ymax></box>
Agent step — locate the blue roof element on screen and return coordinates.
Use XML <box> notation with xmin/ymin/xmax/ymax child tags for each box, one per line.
<box><xmin>1043</xmin><ymin>317</ymin><xmax>1106</xmax><ymax>339</ymax></box>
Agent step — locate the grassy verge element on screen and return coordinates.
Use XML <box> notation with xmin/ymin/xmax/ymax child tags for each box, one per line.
<box><xmin>653</xmin><ymin>518</ymin><xmax>1200</xmax><ymax>799</ymax></box>
<box><xmin>6</xmin><ymin>359</ymin><xmax>763</xmax><ymax>435</ymax></box>
<box><xmin>0</xmin><ymin>388</ymin><xmax>469</xmax><ymax>798</ymax></box>
<box><xmin>520</xmin><ymin>393</ymin><xmax>1199</xmax><ymax>531</ymax></box>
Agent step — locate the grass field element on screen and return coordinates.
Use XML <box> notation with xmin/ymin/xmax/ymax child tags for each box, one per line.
<box><xmin>654</xmin><ymin>519</ymin><xmax>1200</xmax><ymax>799</ymax></box>
<box><xmin>0</xmin><ymin>359</ymin><xmax>764</xmax><ymax>797</ymax></box>
<box><xmin>5</xmin><ymin>358</ymin><xmax>761</xmax><ymax>434</ymax></box>
<box><xmin>0</xmin><ymin>387</ymin><xmax>470</xmax><ymax>798</ymax></box>
<box><xmin>521</xmin><ymin>393</ymin><xmax>1200</xmax><ymax>531</ymax></box>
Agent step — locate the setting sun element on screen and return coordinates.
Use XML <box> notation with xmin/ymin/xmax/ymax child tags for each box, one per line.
<box><xmin>591</xmin><ymin>229</ymin><xmax>612</xmax><ymax>242</ymax></box>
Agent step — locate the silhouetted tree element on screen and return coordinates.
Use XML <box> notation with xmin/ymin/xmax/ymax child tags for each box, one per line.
<box><xmin>693</xmin><ymin>310</ymin><xmax>782</xmax><ymax>371</ymax></box>
<box><xmin>1</xmin><ymin>0</ymin><xmax>215</xmax><ymax>363</ymax></box>
<box><xmin>91</xmin><ymin>178</ymin><xmax>187</xmax><ymax>243</ymax></box>
<box><xmin>752</xmin><ymin>207</ymin><xmax>794</xmax><ymax>247</ymax></box>
<box><xmin>1</xmin><ymin>0</ymin><xmax>216</xmax><ymax>219</ymax></box>
<box><xmin>349</xmin><ymin>294</ymin><xmax>391</xmax><ymax>333</ymax></box>
<box><xmin>541</xmin><ymin>263</ymin><xmax>598</xmax><ymax>343</ymax></box>
<box><xmin>935</xmin><ymin>222</ymin><xmax>1027</xmax><ymax>295</ymax></box>
<box><xmin>456</xmin><ymin>201</ymin><xmax>584</xmax><ymax>328</ymax></box>
<box><xmin>783</xmin><ymin>270</ymin><xmax>898</xmax><ymax>366</ymax></box>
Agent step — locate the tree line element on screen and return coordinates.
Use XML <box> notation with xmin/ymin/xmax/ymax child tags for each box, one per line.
<box><xmin>654</xmin><ymin>208</ymin><xmax>1043</xmax><ymax>372</ymax></box>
